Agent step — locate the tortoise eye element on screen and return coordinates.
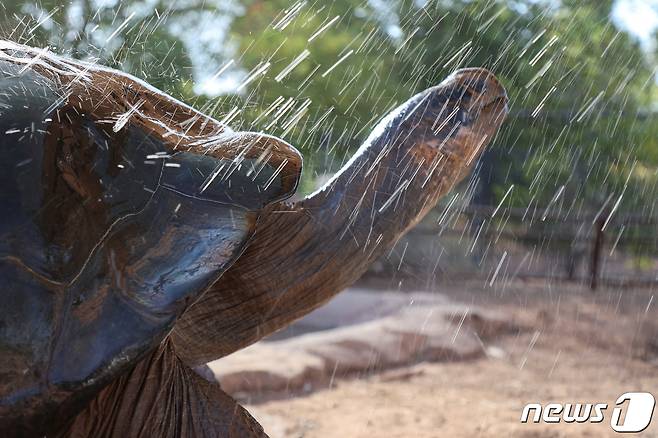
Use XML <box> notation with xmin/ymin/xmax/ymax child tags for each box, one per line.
<box><xmin>430</xmin><ymin>86</ymin><xmax>472</xmax><ymax>111</ymax></box>
<box><xmin>462</xmin><ymin>78</ymin><xmax>487</xmax><ymax>95</ymax></box>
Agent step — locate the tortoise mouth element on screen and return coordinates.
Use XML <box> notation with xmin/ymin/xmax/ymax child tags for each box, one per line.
<box><xmin>476</xmin><ymin>93</ymin><xmax>509</xmax><ymax>121</ymax></box>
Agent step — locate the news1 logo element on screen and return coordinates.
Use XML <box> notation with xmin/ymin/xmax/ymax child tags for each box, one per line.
<box><xmin>520</xmin><ymin>392</ymin><xmax>656</xmax><ymax>433</ymax></box>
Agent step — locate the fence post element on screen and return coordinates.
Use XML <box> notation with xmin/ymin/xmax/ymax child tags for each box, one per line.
<box><xmin>590</xmin><ymin>214</ymin><xmax>606</xmax><ymax>290</ymax></box>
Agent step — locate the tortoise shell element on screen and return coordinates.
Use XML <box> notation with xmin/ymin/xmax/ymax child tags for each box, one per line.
<box><xmin>0</xmin><ymin>41</ymin><xmax>301</xmax><ymax>432</ymax></box>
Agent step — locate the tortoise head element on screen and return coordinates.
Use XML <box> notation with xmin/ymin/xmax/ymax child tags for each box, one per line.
<box><xmin>394</xmin><ymin>67</ymin><xmax>508</xmax><ymax>171</ymax></box>
<box><xmin>401</xmin><ymin>68</ymin><xmax>508</xmax><ymax>219</ymax></box>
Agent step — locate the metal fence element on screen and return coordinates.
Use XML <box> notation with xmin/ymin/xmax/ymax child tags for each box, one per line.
<box><xmin>370</xmin><ymin>205</ymin><xmax>658</xmax><ymax>289</ymax></box>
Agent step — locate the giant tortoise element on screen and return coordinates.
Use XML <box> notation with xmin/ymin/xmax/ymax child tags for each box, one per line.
<box><xmin>0</xmin><ymin>39</ymin><xmax>508</xmax><ymax>436</ymax></box>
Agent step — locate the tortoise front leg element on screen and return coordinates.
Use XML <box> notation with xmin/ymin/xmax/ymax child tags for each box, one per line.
<box><xmin>58</xmin><ymin>340</ymin><xmax>266</xmax><ymax>438</ymax></box>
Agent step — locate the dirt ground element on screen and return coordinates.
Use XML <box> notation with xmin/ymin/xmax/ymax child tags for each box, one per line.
<box><xmin>245</xmin><ymin>279</ymin><xmax>658</xmax><ymax>437</ymax></box>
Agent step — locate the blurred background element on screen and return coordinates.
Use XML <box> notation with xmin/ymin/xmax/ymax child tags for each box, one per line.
<box><xmin>2</xmin><ymin>0</ymin><xmax>658</xmax><ymax>436</ymax></box>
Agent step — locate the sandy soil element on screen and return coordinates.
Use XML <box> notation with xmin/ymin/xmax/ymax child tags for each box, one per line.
<box><xmin>245</xmin><ymin>280</ymin><xmax>658</xmax><ymax>437</ymax></box>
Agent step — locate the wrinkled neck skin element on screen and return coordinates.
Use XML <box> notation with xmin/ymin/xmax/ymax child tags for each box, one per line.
<box><xmin>262</xmin><ymin>89</ymin><xmax>490</xmax><ymax>317</ymax></box>
<box><xmin>172</xmin><ymin>71</ymin><xmax>508</xmax><ymax>366</ymax></box>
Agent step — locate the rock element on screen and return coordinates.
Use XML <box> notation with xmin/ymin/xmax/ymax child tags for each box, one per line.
<box><xmin>207</xmin><ymin>289</ymin><xmax>519</xmax><ymax>398</ymax></box>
